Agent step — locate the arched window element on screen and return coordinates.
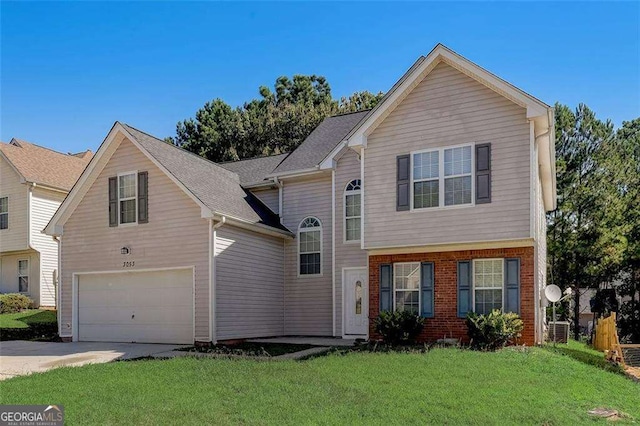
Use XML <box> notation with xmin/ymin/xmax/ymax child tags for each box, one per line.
<box><xmin>344</xmin><ymin>179</ymin><xmax>362</xmax><ymax>242</ymax></box>
<box><xmin>299</xmin><ymin>217</ymin><xmax>322</xmax><ymax>275</ymax></box>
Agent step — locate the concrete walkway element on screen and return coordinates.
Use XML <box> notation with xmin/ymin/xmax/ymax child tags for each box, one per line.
<box><xmin>0</xmin><ymin>341</ymin><xmax>186</xmax><ymax>380</ymax></box>
<box><xmin>247</xmin><ymin>337</ymin><xmax>357</xmax><ymax>347</ymax></box>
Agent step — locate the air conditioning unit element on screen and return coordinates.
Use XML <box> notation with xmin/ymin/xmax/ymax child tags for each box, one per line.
<box><xmin>548</xmin><ymin>321</ymin><xmax>570</xmax><ymax>343</ymax></box>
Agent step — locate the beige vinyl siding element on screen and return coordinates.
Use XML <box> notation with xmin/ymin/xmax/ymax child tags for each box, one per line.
<box><xmin>251</xmin><ymin>187</ymin><xmax>279</xmax><ymax>214</ymax></box>
<box><xmin>365</xmin><ymin>62</ymin><xmax>531</xmax><ymax>249</ymax></box>
<box><xmin>282</xmin><ymin>173</ymin><xmax>333</xmax><ymax>335</ymax></box>
<box><xmin>215</xmin><ymin>225</ymin><xmax>284</xmax><ymax>339</ymax></box>
<box><xmin>30</xmin><ymin>187</ymin><xmax>65</xmax><ymax>307</ymax></box>
<box><xmin>334</xmin><ymin>150</ymin><xmax>367</xmax><ymax>335</ymax></box>
<box><xmin>0</xmin><ymin>157</ymin><xmax>28</xmax><ymax>252</ymax></box>
<box><xmin>60</xmin><ymin>138</ymin><xmax>210</xmax><ymax>339</ymax></box>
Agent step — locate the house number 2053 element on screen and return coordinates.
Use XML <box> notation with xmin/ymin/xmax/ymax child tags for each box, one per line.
<box><xmin>122</xmin><ymin>261</ymin><xmax>135</xmax><ymax>268</ymax></box>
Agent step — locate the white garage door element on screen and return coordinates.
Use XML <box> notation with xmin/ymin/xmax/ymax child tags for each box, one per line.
<box><xmin>78</xmin><ymin>269</ymin><xmax>193</xmax><ymax>344</ymax></box>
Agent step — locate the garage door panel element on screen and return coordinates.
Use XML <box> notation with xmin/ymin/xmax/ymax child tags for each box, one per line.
<box><xmin>77</xmin><ymin>269</ymin><xmax>193</xmax><ymax>344</ymax></box>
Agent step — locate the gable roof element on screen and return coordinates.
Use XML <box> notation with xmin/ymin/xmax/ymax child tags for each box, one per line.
<box><xmin>121</xmin><ymin>124</ymin><xmax>290</xmax><ymax>234</ymax></box>
<box><xmin>270</xmin><ymin>110</ymin><xmax>370</xmax><ymax>176</ymax></box>
<box><xmin>45</xmin><ymin>122</ymin><xmax>292</xmax><ymax>238</ymax></box>
<box><xmin>219</xmin><ymin>153</ymin><xmax>288</xmax><ymax>186</ymax></box>
<box><xmin>0</xmin><ymin>138</ymin><xmax>92</xmax><ymax>191</ymax></box>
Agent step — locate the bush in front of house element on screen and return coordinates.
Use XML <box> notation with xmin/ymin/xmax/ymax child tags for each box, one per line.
<box><xmin>0</xmin><ymin>293</ymin><xmax>34</xmax><ymax>314</ymax></box>
<box><xmin>374</xmin><ymin>310</ymin><xmax>425</xmax><ymax>345</ymax></box>
<box><xmin>466</xmin><ymin>310</ymin><xmax>524</xmax><ymax>350</ymax></box>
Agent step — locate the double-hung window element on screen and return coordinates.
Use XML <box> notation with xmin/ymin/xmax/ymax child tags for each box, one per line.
<box><xmin>344</xmin><ymin>179</ymin><xmax>361</xmax><ymax>242</ymax></box>
<box><xmin>394</xmin><ymin>262</ymin><xmax>421</xmax><ymax>314</ymax></box>
<box><xmin>473</xmin><ymin>259</ymin><xmax>503</xmax><ymax>315</ymax></box>
<box><xmin>18</xmin><ymin>259</ymin><xmax>29</xmax><ymax>293</ymax></box>
<box><xmin>299</xmin><ymin>217</ymin><xmax>322</xmax><ymax>275</ymax></box>
<box><xmin>118</xmin><ymin>172</ymin><xmax>137</xmax><ymax>224</ymax></box>
<box><xmin>0</xmin><ymin>196</ymin><xmax>7</xmax><ymax>229</ymax></box>
<box><xmin>412</xmin><ymin>145</ymin><xmax>473</xmax><ymax>209</ymax></box>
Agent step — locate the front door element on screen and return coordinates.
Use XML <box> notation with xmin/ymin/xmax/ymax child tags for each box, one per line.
<box><xmin>344</xmin><ymin>268</ymin><xmax>368</xmax><ymax>336</ymax></box>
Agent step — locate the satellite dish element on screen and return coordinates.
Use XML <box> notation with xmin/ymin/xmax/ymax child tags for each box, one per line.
<box><xmin>545</xmin><ymin>285</ymin><xmax>562</xmax><ymax>303</ymax></box>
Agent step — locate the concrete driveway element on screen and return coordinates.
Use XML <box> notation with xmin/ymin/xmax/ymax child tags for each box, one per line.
<box><xmin>0</xmin><ymin>341</ymin><xmax>185</xmax><ymax>380</ymax></box>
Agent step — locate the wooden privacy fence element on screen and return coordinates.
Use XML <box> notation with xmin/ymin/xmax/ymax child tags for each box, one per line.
<box><xmin>594</xmin><ymin>312</ymin><xmax>619</xmax><ymax>352</ymax></box>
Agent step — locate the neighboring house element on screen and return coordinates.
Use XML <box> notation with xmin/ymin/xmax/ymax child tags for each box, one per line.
<box><xmin>0</xmin><ymin>139</ymin><xmax>91</xmax><ymax>307</ymax></box>
<box><xmin>45</xmin><ymin>44</ymin><xmax>556</xmax><ymax>345</ymax></box>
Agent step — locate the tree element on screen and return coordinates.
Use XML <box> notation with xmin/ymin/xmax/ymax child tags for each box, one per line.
<box><xmin>613</xmin><ymin>118</ymin><xmax>640</xmax><ymax>342</ymax></box>
<box><xmin>168</xmin><ymin>75</ymin><xmax>384</xmax><ymax>162</ymax></box>
<box><xmin>547</xmin><ymin>103</ymin><xmax>627</xmax><ymax>340</ymax></box>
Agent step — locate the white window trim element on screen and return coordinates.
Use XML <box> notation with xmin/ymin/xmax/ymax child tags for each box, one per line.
<box><xmin>410</xmin><ymin>143</ymin><xmax>475</xmax><ymax>212</ymax></box>
<box><xmin>117</xmin><ymin>170</ymin><xmax>138</xmax><ymax>227</ymax></box>
<box><xmin>343</xmin><ymin>179</ymin><xmax>362</xmax><ymax>244</ymax></box>
<box><xmin>18</xmin><ymin>258</ymin><xmax>29</xmax><ymax>294</ymax></box>
<box><xmin>0</xmin><ymin>195</ymin><xmax>8</xmax><ymax>230</ymax></box>
<box><xmin>472</xmin><ymin>258</ymin><xmax>505</xmax><ymax>314</ymax></box>
<box><xmin>392</xmin><ymin>262</ymin><xmax>421</xmax><ymax>314</ymax></box>
<box><xmin>297</xmin><ymin>216</ymin><xmax>323</xmax><ymax>277</ymax></box>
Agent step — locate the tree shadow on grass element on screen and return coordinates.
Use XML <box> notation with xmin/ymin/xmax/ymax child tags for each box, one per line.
<box><xmin>542</xmin><ymin>344</ymin><xmax>624</xmax><ymax>375</ymax></box>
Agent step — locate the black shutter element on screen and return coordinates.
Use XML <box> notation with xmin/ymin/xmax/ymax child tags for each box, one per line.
<box><xmin>380</xmin><ymin>264</ymin><xmax>392</xmax><ymax>312</ymax></box>
<box><xmin>138</xmin><ymin>171</ymin><xmax>148</xmax><ymax>224</ymax></box>
<box><xmin>475</xmin><ymin>143</ymin><xmax>491</xmax><ymax>204</ymax></box>
<box><xmin>457</xmin><ymin>261</ymin><xmax>472</xmax><ymax>317</ymax></box>
<box><xmin>504</xmin><ymin>258</ymin><xmax>520</xmax><ymax>314</ymax></box>
<box><xmin>396</xmin><ymin>154</ymin><xmax>410</xmax><ymax>211</ymax></box>
<box><xmin>108</xmin><ymin>177</ymin><xmax>118</xmax><ymax>227</ymax></box>
<box><xmin>420</xmin><ymin>262</ymin><xmax>435</xmax><ymax>318</ymax></box>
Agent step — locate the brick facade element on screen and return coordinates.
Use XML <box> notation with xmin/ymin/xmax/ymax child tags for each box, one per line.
<box><xmin>369</xmin><ymin>246</ymin><xmax>535</xmax><ymax>346</ymax></box>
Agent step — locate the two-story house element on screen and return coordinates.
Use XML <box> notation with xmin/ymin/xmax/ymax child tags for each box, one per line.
<box><xmin>0</xmin><ymin>139</ymin><xmax>91</xmax><ymax>307</ymax></box>
<box><xmin>45</xmin><ymin>44</ymin><xmax>555</xmax><ymax>345</ymax></box>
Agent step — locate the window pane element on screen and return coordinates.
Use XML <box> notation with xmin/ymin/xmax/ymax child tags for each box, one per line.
<box><xmin>0</xmin><ymin>213</ymin><xmax>7</xmax><ymax>230</ymax></box>
<box><xmin>395</xmin><ymin>291</ymin><xmax>419</xmax><ymax>314</ymax></box>
<box><xmin>120</xmin><ymin>199</ymin><xmax>137</xmax><ymax>224</ymax></box>
<box><xmin>0</xmin><ymin>197</ymin><xmax>7</xmax><ymax>213</ymax></box>
<box><xmin>444</xmin><ymin>176</ymin><xmax>472</xmax><ymax>206</ymax></box>
<box><xmin>18</xmin><ymin>260</ymin><xmax>28</xmax><ymax>275</ymax></box>
<box><xmin>475</xmin><ymin>289</ymin><xmax>502</xmax><ymax>315</ymax></box>
<box><xmin>300</xmin><ymin>253</ymin><xmax>320</xmax><ymax>275</ymax></box>
<box><xmin>355</xmin><ymin>281</ymin><xmax>362</xmax><ymax>314</ymax></box>
<box><xmin>345</xmin><ymin>194</ymin><xmax>361</xmax><ymax>217</ymax></box>
<box><xmin>19</xmin><ymin>276</ymin><xmax>29</xmax><ymax>293</ymax></box>
<box><xmin>346</xmin><ymin>218</ymin><xmax>361</xmax><ymax>241</ymax></box>
<box><xmin>444</xmin><ymin>146</ymin><xmax>472</xmax><ymax>176</ymax></box>
<box><xmin>413</xmin><ymin>151</ymin><xmax>439</xmax><ymax>180</ymax></box>
<box><xmin>119</xmin><ymin>174</ymin><xmax>136</xmax><ymax>199</ymax></box>
<box><xmin>414</xmin><ymin>181</ymin><xmax>439</xmax><ymax>209</ymax></box>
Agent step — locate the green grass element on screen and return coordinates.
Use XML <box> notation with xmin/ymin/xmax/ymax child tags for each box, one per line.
<box><xmin>543</xmin><ymin>339</ymin><xmax>625</xmax><ymax>374</ymax></box>
<box><xmin>0</xmin><ymin>310</ymin><xmax>58</xmax><ymax>341</ymax></box>
<box><xmin>1</xmin><ymin>346</ymin><xmax>638</xmax><ymax>425</ymax></box>
<box><xmin>0</xmin><ymin>310</ymin><xmax>56</xmax><ymax>328</ymax></box>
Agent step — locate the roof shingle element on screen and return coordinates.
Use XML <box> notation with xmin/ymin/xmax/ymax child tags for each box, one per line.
<box><xmin>219</xmin><ymin>153</ymin><xmax>288</xmax><ymax>186</ymax></box>
<box><xmin>0</xmin><ymin>139</ymin><xmax>92</xmax><ymax>191</ymax></box>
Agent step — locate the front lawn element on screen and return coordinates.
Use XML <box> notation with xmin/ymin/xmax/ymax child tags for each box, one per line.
<box><xmin>0</xmin><ymin>309</ymin><xmax>58</xmax><ymax>341</ymax></box>
<box><xmin>1</xmin><ymin>345</ymin><xmax>638</xmax><ymax>424</ymax></box>
<box><xmin>179</xmin><ymin>342</ymin><xmax>318</xmax><ymax>357</ymax></box>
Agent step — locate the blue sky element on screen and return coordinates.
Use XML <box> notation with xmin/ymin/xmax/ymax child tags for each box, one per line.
<box><xmin>1</xmin><ymin>2</ymin><xmax>638</xmax><ymax>154</ymax></box>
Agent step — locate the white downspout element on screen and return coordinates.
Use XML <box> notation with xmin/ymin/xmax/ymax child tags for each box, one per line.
<box><xmin>210</xmin><ymin>216</ymin><xmax>226</xmax><ymax>344</ymax></box>
<box><xmin>274</xmin><ymin>177</ymin><xmax>283</xmax><ymax>223</ymax></box>
<box><xmin>331</xmin><ymin>169</ymin><xmax>336</xmax><ymax>336</ymax></box>
<box><xmin>54</xmin><ymin>235</ymin><xmax>61</xmax><ymax>337</ymax></box>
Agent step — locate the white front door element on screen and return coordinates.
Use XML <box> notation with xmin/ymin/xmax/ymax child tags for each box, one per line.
<box><xmin>344</xmin><ymin>268</ymin><xmax>368</xmax><ymax>336</ymax></box>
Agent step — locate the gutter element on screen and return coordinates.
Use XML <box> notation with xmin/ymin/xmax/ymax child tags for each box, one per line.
<box><xmin>265</xmin><ymin>166</ymin><xmax>322</xmax><ymax>180</ymax></box>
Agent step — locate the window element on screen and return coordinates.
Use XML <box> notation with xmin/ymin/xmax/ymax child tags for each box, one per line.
<box><xmin>344</xmin><ymin>179</ymin><xmax>361</xmax><ymax>242</ymax></box>
<box><xmin>355</xmin><ymin>280</ymin><xmax>363</xmax><ymax>314</ymax></box>
<box><xmin>118</xmin><ymin>172</ymin><xmax>137</xmax><ymax>224</ymax></box>
<box><xmin>394</xmin><ymin>262</ymin><xmax>420</xmax><ymax>314</ymax></box>
<box><xmin>473</xmin><ymin>259</ymin><xmax>503</xmax><ymax>315</ymax></box>
<box><xmin>299</xmin><ymin>217</ymin><xmax>322</xmax><ymax>275</ymax></box>
<box><xmin>0</xmin><ymin>196</ymin><xmax>7</xmax><ymax>229</ymax></box>
<box><xmin>412</xmin><ymin>145</ymin><xmax>473</xmax><ymax>209</ymax></box>
<box><xmin>18</xmin><ymin>259</ymin><xmax>29</xmax><ymax>293</ymax></box>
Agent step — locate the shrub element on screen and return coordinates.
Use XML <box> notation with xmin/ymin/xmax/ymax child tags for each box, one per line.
<box><xmin>374</xmin><ymin>310</ymin><xmax>424</xmax><ymax>345</ymax></box>
<box><xmin>466</xmin><ymin>310</ymin><xmax>524</xmax><ymax>350</ymax></box>
<box><xmin>0</xmin><ymin>293</ymin><xmax>34</xmax><ymax>314</ymax></box>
